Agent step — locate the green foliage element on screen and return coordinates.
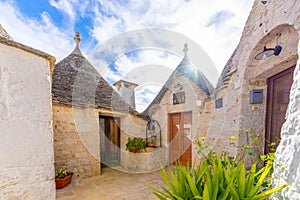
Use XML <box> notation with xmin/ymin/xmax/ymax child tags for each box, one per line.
<box><xmin>149</xmin><ymin>128</ymin><xmax>288</xmax><ymax>199</ymax></box>
<box><xmin>149</xmin><ymin>153</ymin><xmax>289</xmax><ymax>200</ymax></box>
<box><xmin>125</xmin><ymin>137</ymin><xmax>146</xmax><ymax>151</ymax></box>
<box><xmin>55</xmin><ymin>168</ymin><xmax>73</xmax><ymax>178</ymax></box>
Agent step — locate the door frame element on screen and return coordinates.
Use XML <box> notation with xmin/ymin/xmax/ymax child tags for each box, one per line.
<box><xmin>99</xmin><ymin>115</ymin><xmax>121</xmax><ymax>167</ymax></box>
<box><xmin>169</xmin><ymin>111</ymin><xmax>192</xmax><ymax>165</ymax></box>
<box><xmin>265</xmin><ymin>66</ymin><xmax>295</xmax><ymax>154</ymax></box>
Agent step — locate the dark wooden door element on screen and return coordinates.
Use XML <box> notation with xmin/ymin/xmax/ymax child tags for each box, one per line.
<box><xmin>169</xmin><ymin>112</ymin><xmax>192</xmax><ymax>166</ymax></box>
<box><xmin>266</xmin><ymin>66</ymin><xmax>295</xmax><ymax>153</ymax></box>
<box><xmin>99</xmin><ymin>116</ymin><xmax>120</xmax><ymax>167</ymax></box>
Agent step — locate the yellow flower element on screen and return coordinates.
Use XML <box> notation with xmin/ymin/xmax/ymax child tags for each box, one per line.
<box><xmin>229</xmin><ymin>135</ymin><xmax>236</xmax><ymax>140</ymax></box>
<box><xmin>200</xmin><ymin>136</ymin><xmax>206</xmax><ymax>140</ymax></box>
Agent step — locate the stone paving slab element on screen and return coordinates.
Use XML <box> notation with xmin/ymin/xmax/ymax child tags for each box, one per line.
<box><xmin>56</xmin><ymin>167</ymin><xmax>165</xmax><ymax>200</ymax></box>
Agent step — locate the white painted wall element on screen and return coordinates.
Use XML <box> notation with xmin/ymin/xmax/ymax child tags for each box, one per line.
<box><xmin>271</xmin><ymin>39</ymin><xmax>300</xmax><ymax>200</ymax></box>
<box><xmin>0</xmin><ymin>43</ymin><xmax>55</xmax><ymax>199</ymax></box>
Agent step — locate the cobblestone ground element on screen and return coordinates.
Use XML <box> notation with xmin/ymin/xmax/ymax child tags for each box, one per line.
<box><xmin>56</xmin><ymin>167</ymin><xmax>165</xmax><ymax>200</ymax></box>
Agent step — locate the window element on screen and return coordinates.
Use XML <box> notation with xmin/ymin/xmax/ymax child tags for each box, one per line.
<box><xmin>173</xmin><ymin>92</ymin><xmax>185</xmax><ymax>105</ymax></box>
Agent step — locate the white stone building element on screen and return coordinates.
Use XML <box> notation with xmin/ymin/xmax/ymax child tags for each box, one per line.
<box><xmin>142</xmin><ymin>45</ymin><xmax>213</xmax><ymax>166</ymax></box>
<box><xmin>0</xmin><ymin>25</ymin><xmax>56</xmax><ymax>199</ymax></box>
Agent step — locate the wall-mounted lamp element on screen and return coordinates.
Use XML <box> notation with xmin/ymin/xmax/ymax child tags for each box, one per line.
<box><xmin>255</xmin><ymin>33</ymin><xmax>282</xmax><ymax>60</ymax></box>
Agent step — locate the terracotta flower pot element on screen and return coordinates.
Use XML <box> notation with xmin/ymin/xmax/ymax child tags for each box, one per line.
<box><xmin>128</xmin><ymin>147</ymin><xmax>139</xmax><ymax>153</ymax></box>
<box><xmin>55</xmin><ymin>175</ymin><xmax>73</xmax><ymax>189</ymax></box>
<box><xmin>147</xmin><ymin>143</ymin><xmax>155</xmax><ymax>147</ymax></box>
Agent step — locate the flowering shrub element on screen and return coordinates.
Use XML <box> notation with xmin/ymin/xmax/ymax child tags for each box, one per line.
<box><xmin>55</xmin><ymin>168</ymin><xmax>74</xmax><ymax>179</ymax></box>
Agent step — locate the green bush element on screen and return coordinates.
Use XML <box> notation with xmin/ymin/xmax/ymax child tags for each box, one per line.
<box><xmin>125</xmin><ymin>137</ymin><xmax>146</xmax><ymax>151</ymax></box>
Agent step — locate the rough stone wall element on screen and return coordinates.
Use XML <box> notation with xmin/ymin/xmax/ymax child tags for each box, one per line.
<box><xmin>206</xmin><ymin>0</ymin><xmax>300</xmax><ymax>198</ymax></box>
<box><xmin>151</xmin><ymin>74</ymin><xmax>212</xmax><ymax>164</ymax></box>
<box><xmin>207</xmin><ymin>0</ymin><xmax>300</xmax><ymax>157</ymax></box>
<box><xmin>53</xmin><ymin>103</ymin><xmax>148</xmax><ymax>178</ymax></box>
<box><xmin>271</xmin><ymin>40</ymin><xmax>300</xmax><ymax>200</ymax></box>
<box><xmin>120</xmin><ymin>113</ymin><xmax>147</xmax><ymax>149</ymax></box>
<box><xmin>0</xmin><ymin>43</ymin><xmax>55</xmax><ymax>199</ymax></box>
<box><xmin>120</xmin><ymin>113</ymin><xmax>148</xmax><ymax>169</ymax></box>
<box><xmin>53</xmin><ymin>104</ymin><xmax>100</xmax><ymax>180</ymax></box>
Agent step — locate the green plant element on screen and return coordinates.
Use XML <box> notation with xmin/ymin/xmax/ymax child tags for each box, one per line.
<box><xmin>149</xmin><ymin>152</ymin><xmax>289</xmax><ymax>200</ymax></box>
<box><xmin>150</xmin><ymin>128</ymin><xmax>288</xmax><ymax>199</ymax></box>
<box><xmin>257</xmin><ymin>142</ymin><xmax>277</xmax><ymax>188</ymax></box>
<box><xmin>55</xmin><ymin>168</ymin><xmax>74</xmax><ymax>179</ymax></box>
<box><xmin>238</xmin><ymin>129</ymin><xmax>279</xmax><ymax>189</ymax></box>
<box><xmin>125</xmin><ymin>137</ymin><xmax>146</xmax><ymax>151</ymax></box>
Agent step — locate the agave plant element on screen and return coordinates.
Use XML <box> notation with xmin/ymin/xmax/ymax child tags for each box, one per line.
<box><xmin>149</xmin><ymin>153</ymin><xmax>289</xmax><ymax>200</ymax></box>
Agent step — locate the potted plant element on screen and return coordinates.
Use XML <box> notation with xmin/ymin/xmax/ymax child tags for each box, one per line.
<box><xmin>147</xmin><ymin>135</ymin><xmax>157</xmax><ymax>147</ymax></box>
<box><xmin>55</xmin><ymin>168</ymin><xmax>74</xmax><ymax>189</ymax></box>
<box><xmin>126</xmin><ymin>137</ymin><xmax>146</xmax><ymax>153</ymax></box>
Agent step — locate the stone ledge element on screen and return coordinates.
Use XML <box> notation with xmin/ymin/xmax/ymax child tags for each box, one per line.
<box><xmin>121</xmin><ymin>147</ymin><xmax>167</xmax><ymax>173</ymax></box>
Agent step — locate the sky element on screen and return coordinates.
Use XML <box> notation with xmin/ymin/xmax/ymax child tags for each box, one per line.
<box><xmin>0</xmin><ymin>0</ymin><xmax>254</xmax><ymax>112</ymax></box>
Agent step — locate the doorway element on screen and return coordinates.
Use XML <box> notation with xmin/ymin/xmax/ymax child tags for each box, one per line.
<box><xmin>266</xmin><ymin>66</ymin><xmax>295</xmax><ymax>153</ymax></box>
<box><xmin>169</xmin><ymin>112</ymin><xmax>192</xmax><ymax>166</ymax></box>
<box><xmin>99</xmin><ymin>116</ymin><xmax>120</xmax><ymax>167</ymax></box>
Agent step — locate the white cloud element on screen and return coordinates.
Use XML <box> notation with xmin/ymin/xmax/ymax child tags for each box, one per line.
<box><xmin>135</xmin><ymin>84</ymin><xmax>162</xmax><ymax>112</ymax></box>
<box><xmin>90</xmin><ymin>0</ymin><xmax>253</xmax><ymax>72</ymax></box>
<box><xmin>101</xmin><ymin>49</ymin><xmax>181</xmax><ymax>85</ymax></box>
<box><xmin>49</xmin><ymin>0</ymin><xmax>77</xmax><ymax>21</ymax></box>
<box><xmin>0</xmin><ymin>0</ymin><xmax>253</xmax><ymax>70</ymax></box>
<box><xmin>0</xmin><ymin>1</ymin><xmax>74</xmax><ymax>61</ymax></box>
<box><xmin>0</xmin><ymin>0</ymin><xmax>253</xmax><ymax>111</ymax></box>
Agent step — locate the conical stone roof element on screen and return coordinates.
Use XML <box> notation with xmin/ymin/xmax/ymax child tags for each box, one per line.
<box><xmin>142</xmin><ymin>44</ymin><xmax>214</xmax><ymax>117</ymax></box>
<box><xmin>0</xmin><ymin>24</ymin><xmax>13</xmax><ymax>40</ymax></box>
<box><xmin>52</xmin><ymin>32</ymin><xmax>132</xmax><ymax>112</ymax></box>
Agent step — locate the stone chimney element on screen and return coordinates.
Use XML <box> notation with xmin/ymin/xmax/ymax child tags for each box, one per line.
<box><xmin>113</xmin><ymin>80</ymin><xmax>138</xmax><ymax>109</ymax></box>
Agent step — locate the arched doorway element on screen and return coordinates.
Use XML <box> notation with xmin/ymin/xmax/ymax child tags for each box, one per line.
<box><xmin>244</xmin><ymin>24</ymin><xmax>299</xmax><ymax>154</ymax></box>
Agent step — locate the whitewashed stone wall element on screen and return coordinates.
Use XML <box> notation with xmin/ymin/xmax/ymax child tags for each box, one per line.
<box><xmin>0</xmin><ymin>42</ymin><xmax>55</xmax><ymax>199</ymax></box>
<box><xmin>271</xmin><ymin>40</ymin><xmax>300</xmax><ymax>200</ymax></box>
<box><xmin>151</xmin><ymin>74</ymin><xmax>212</xmax><ymax>165</ymax></box>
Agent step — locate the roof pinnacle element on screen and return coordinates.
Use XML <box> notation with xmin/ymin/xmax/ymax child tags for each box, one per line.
<box><xmin>183</xmin><ymin>43</ymin><xmax>188</xmax><ymax>58</ymax></box>
<box><xmin>71</xmin><ymin>32</ymin><xmax>83</xmax><ymax>56</ymax></box>
<box><xmin>74</xmin><ymin>32</ymin><xmax>81</xmax><ymax>46</ymax></box>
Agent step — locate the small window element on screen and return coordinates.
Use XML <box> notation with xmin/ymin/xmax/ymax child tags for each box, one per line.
<box><xmin>173</xmin><ymin>92</ymin><xmax>185</xmax><ymax>105</ymax></box>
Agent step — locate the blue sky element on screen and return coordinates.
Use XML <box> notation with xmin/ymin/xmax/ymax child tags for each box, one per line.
<box><xmin>0</xmin><ymin>0</ymin><xmax>253</xmax><ymax>111</ymax></box>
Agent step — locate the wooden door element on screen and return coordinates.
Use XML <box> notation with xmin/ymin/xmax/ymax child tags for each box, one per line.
<box><xmin>169</xmin><ymin>112</ymin><xmax>192</xmax><ymax>166</ymax></box>
<box><xmin>266</xmin><ymin>66</ymin><xmax>295</xmax><ymax>153</ymax></box>
<box><xmin>99</xmin><ymin>116</ymin><xmax>120</xmax><ymax>167</ymax></box>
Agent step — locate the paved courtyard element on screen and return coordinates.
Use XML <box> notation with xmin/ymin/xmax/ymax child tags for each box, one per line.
<box><xmin>56</xmin><ymin>167</ymin><xmax>165</xmax><ymax>200</ymax></box>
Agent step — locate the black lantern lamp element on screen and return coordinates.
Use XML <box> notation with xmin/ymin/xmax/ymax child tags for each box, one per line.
<box><xmin>255</xmin><ymin>33</ymin><xmax>282</xmax><ymax>60</ymax></box>
<box><xmin>146</xmin><ymin>119</ymin><xmax>161</xmax><ymax>147</ymax></box>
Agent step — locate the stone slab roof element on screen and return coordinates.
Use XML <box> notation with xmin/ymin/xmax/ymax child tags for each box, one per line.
<box><xmin>216</xmin><ymin>48</ymin><xmax>237</xmax><ymax>89</ymax></box>
<box><xmin>0</xmin><ymin>24</ymin><xmax>13</xmax><ymax>40</ymax></box>
<box><xmin>52</xmin><ymin>33</ymin><xmax>134</xmax><ymax>113</ymax></box>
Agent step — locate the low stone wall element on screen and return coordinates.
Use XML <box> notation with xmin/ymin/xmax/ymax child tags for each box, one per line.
<box><xmin>121</xmin><ymin>147</ymin><xmax>167</xmax><ymax>172</ymax></box>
